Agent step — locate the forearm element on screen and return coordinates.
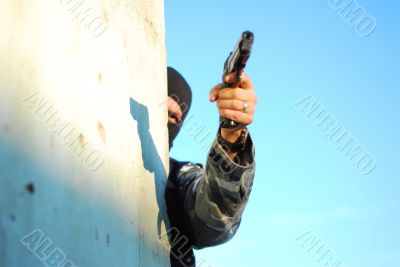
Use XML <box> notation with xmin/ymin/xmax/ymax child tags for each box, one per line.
<box><xmin>220</xmin><ymin>128</ymin><xmax>245</xmax><ymax>161</ymax></box>
<box><xmin>182</xmin><ymin>134</ymin><xmax>255</xmax><ymax>249</ymax></box>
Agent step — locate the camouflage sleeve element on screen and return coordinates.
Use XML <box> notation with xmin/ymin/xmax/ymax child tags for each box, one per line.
<box><xmin>177</xmin><ymin>134</ymin><xmax>255</xmax><ymax>249</ymax></box>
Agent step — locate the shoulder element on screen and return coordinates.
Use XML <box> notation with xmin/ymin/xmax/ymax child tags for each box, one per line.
<box><xmin>170</xmin><ymin>158</ymin><xmax>203</xmax><ymax>177</ymax></box>
<box><xmin>169</xmin><ymin>158</ymin><xmax>204</xmax><ymax>193</ymax></box>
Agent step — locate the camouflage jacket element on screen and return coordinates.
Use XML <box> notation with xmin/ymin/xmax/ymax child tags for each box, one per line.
<box><xmin>166</xmin><ymin>134</ymin><xmax>255</xmax><ymax>267</ymax></box>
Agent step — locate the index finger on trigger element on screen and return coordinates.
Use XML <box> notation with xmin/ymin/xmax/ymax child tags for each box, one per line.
<box><xmin>238</xmin><ymin>72</ymin><xmax>254</xmax><ymax>90</ymax></box>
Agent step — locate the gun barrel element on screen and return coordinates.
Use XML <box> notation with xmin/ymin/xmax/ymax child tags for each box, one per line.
<box><xmin>224</xmin><ymin>31</ymin><xmax>254</xmax><ymax>82</ymax></box>
<box><xmin>240</xmin><ymin>31</ymin><xmax>254</xmax><ymax>53</ymax></box>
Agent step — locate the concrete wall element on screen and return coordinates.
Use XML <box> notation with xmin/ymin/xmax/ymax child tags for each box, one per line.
<box><xmin>0</xmin><ymin>0</ymin><xmax>170</xmax><ymax>266</ymax></box>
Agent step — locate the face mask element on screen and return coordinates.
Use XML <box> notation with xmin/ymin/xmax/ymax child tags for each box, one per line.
<box><xmin>167</xmin><ymin>67</ymin><xmax>192</xmax><ymax>150</ymax></box>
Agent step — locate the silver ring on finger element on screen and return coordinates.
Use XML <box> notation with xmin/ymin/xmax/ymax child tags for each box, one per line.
<box><xmin>242</xmin><ymin>101</ymin><xmax>248</xmax><ymax>113</ymax></box>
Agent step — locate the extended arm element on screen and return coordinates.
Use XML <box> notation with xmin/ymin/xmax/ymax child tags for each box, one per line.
<box><xmin>177</xmin><ymin>133</ymin><xmax>255</xmax><ymax>249</ymax></box>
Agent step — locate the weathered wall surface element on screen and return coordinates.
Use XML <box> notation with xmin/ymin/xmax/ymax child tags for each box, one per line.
<box><xmin>0</xmin><ymin>0</ymin><xmax>170</xmax><ymax>266</ymax></box>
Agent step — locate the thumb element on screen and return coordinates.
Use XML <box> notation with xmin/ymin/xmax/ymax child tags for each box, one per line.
<box><xmin>209</xmin><ymin>83</ymin><xmax>223</xmax><ymax>102</ymax></box>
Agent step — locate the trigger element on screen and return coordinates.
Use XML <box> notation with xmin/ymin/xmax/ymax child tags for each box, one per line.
<box><xmin>236</xmin><ymin>70</ymin><xmax>242</xmax><ymax>82</ymax></box>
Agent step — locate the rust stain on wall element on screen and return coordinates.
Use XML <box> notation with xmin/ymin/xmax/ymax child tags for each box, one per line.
<box><xmin>97</xmin><ymin>121</ymin><xmax>106</xmax><ymax>143</ymax></box>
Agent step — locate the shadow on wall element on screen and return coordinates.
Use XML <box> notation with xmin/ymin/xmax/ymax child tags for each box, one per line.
<box><xmin>0</xmin><ymin>222</ymin><xmax>5</xmax><ymax>266</ymax></box>
<box><xmin>129</xmin><ymin>98</ymin><xmax>169</xmax><ymax>237</ymax></box>
<box><xmin>130</xmin><ymin>98</ymin><xmax>196</xmax><ymax>267</ymax></box>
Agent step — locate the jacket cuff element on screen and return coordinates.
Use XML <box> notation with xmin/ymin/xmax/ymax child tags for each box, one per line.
<box><xmin>208</xmin><ymin>132</ymin><xmax>255</xmax><ymax>179</ymax></box>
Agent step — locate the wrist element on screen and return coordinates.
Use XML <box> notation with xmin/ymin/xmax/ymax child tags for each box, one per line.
<box><xmin>220</xmin><ymin>128</ymin><xmax>243</xmax><ymax>143</ymax></box>
<box><xmin>217</xmin><ymin>127</ymin><xmax>248</xmax><ymax>154</ymax></box>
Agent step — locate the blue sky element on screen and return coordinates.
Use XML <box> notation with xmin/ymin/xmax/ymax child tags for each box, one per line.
<box><xmin>165</xmin><ymin>1</ymin><xmax>400</xmax><ymax>267</ymax></box>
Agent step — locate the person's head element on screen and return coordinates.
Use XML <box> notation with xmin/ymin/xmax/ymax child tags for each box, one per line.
<box><xmin>167</xmin><ymin>67</ymin><xmax>192</xmax><ymax>150</ymax></box>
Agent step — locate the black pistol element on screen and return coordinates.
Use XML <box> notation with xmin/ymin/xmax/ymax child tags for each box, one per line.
<box><xmin>220</xmin><ymin>31</ymin><xmax>254</xmax><ymax>130</ymax></box>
